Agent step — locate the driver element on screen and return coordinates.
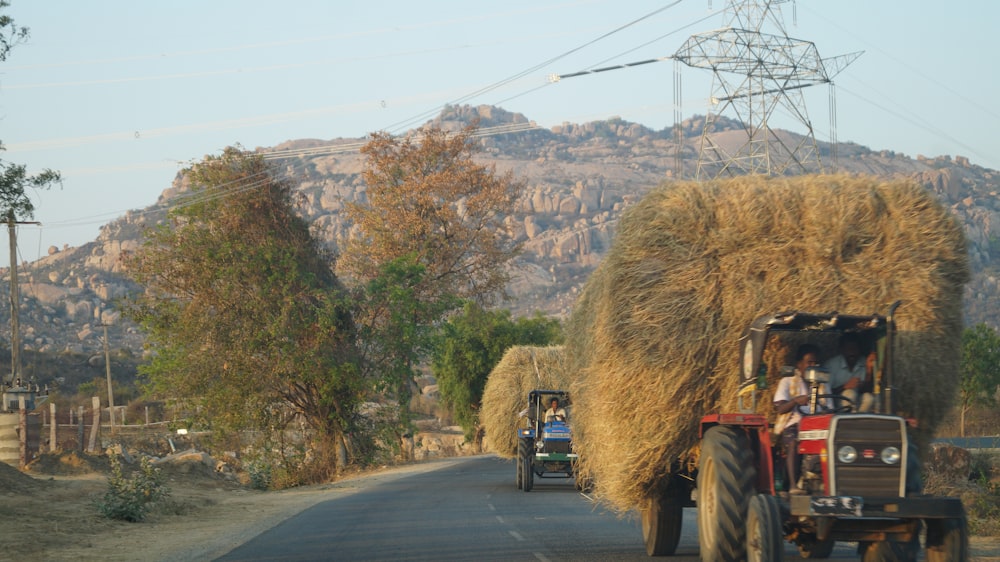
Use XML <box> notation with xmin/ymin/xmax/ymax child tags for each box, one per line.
<box><xmin>544</xmin><ymin>398</ymin><xmax>566</xmax><ymax>423</ymax></box>
<box><xmin>773</xmin><ymin>344</ymin><xmax>831</xmax><ymax>494</ymax></box>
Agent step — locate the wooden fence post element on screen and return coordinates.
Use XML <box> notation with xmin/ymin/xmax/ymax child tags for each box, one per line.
<box><xmin>49</xmin><ymin>402</ymin><xmax>57</xmax><ymax>454</ymax></box>
<box><xmin>18</xmin><ymin>395</ymin><xmax>26</xmax><ymax>469</ymax></box>
<box><xmin>76</xmin><ymin>406</ymin><xmax>84</xmax><ymax>452</ymax></box>
<box><xmin>87</xmin><ymin>397</ymin><xmax>100</xmax><ymax>453</ymax></box>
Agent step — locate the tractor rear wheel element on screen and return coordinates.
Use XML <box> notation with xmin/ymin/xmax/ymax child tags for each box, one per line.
<box><xmin>925</xmin><ymin>516</ymin><xmax>969</xmax><ymax>562</ymax></box>
<box><xmin>522</xmin><ymin>450</ymin><xmax>534</xmax><ymax>492</ymax></box>
<box><xmin>745</xmin><ymin>494</ymin><xmax>783</xmax><ymax>562</ymax></box>
<box><xmin>641</xmin><ymin>493</ymin><xmax>683</xmax><ymax>556</ymax></box>
<box><xmin>516</xmin><ymin>440</ymin><xmax>525</xmax><ymax>490</ymax></box>
<box><xmin>697</xmin><ymin>425</ymin><xmax>756</xmax><ymax>562</ymax></box>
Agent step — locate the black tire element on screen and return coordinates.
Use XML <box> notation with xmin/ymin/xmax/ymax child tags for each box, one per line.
<box><xmin>516</xmin><ymin>440</ymin><xmax>525</xmax><ymax>490</ymax></box>
<box><xmin>641</xmin><ymin>494</ymin><xmax>683</xmax><ymax>556</ymax></box>
<box><xmin>697</xmin><ymin>425</ymin><xmax>756</xmax><ymax>562</ymax></box>
<box><xmin>925</xmin><ymin>516</ymin><xmax>969</xmax><ymax>562</ymax></box>
<box><xmin>523</xmin><ymin>450</ymin><xmax>534</xmax><ymax>492</ymax></box>
<box><xmin>746</xmin><ymin>494</ymin><xmax>783</xmax><ymax>562</ymax></box>
<box><xmin>797</xmin><ymin>538</ymin><xmax>834</xmax><ymax>559</ymax></box>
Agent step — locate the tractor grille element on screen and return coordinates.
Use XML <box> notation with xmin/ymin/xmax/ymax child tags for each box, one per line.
<box><xmin>544</xmin><ymin>440</ymin><xmax>572</xmax><ymax>454</ymax></box>
<box><xmin>830</xmin><ymin>416</ymin><xmax>905</xmax><ymax>497</ymax></box>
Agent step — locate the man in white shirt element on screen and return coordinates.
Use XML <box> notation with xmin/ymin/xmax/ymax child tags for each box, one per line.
<box><xmin>773</xmin><ymin>344</ymin><xmax>830</xmax><ymax>494</ymax></box>
<box><xmin>823</xmin><ymin>333</ymin><xmax>875</xmax><ymax>412</ymax></box>
<box><xmin>544</xmin><ymin>398</ymin><xmax>566</xmax><ymax>423</ymax></box>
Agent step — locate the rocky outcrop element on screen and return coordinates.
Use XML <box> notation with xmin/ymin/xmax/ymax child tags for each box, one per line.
<box><xmin>1</xmin><ymin>105</ymin><xmax>1000</xmax><ymax>359</ymax></box>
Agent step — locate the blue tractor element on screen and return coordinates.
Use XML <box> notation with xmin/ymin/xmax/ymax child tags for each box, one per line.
<box><xmin>515</xmin><ymin>389</ymin><xmax>579</xmax><ymax>492</ymax></box>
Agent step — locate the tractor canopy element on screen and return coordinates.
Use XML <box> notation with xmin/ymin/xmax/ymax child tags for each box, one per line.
<box><xmin>526</xmin><ymin>389</ymin><xmax>570</xmax><ymax>420</ymax></box>
<box><xmin>737</xmin><ymin>305</ymin><xmax>901</xmax><ymax>413</ymax></box>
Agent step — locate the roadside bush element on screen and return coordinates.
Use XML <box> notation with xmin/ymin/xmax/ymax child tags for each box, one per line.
<box><xmin>243</xmin><ymin>457</ymin><xmax>273</xmax><ymax>490</ymax></box>
<box><xmin>95</xmin><ymin>452</ymin><xmax>170</xmax><ymax>522</ymax></box>
<box><xmin>924</xmin><ymin>449</ymin><xmax>1000</xmax><ymax>536</ymax></box>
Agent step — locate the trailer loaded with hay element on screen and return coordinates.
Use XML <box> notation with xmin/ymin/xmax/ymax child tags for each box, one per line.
<box><xmin>480</xmin><ymin>346</ymin><xmax>569</xmax><ymax>460</ymax></box>
<box><xmin>564</xmin><ymin>175</ymin><xmax>970</xmax><ymax>560</ymax></box>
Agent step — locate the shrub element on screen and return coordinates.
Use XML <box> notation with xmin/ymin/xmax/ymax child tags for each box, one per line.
<box><xmin>924</xmin><ymin>449</ymin><xmax>1000</xmax><ymax>536</ymax></box>
<box><xmin>95</xmin><ymin>452</ymin><xmax>170</xmax><ymax>522</ymax></box>
<box><xmin>243</xmin><ymin>457</ymin><xmax>273</xmax><ymax>490</ymax></box>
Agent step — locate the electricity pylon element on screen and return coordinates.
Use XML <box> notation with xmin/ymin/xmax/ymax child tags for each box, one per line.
<box><xmin>674</xmin><ymin>0</ymin><xmax>862</xmax><ymax>178</ymax></box>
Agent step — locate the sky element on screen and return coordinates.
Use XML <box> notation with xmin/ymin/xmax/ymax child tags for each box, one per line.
<box><xmin>0</xmin><ymin>0</ymin><xmax>996</xmax><ymax>265</ymax></box>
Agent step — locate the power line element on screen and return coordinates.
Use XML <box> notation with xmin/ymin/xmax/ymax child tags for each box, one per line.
<box><xmin>381</xmin><ymin>1</ymin><xmax>688</xmax><ymax>135</ymax></box>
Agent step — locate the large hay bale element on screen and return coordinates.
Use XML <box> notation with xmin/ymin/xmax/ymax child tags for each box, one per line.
<box><xmin>480</xmin><ymin>345</ymin><xmax>569</xmax><ymax>458</ymax></box>
<box><xmin>565</xmin><ymin>174</ymin><xmax>970</xmax><ymax>513</ymax></box>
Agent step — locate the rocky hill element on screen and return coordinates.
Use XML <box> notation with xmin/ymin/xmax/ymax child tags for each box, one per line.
<box><xmin>1</xmin><ymin>105</ymin><xmax>998</xmax><ymax>385</ymax></box>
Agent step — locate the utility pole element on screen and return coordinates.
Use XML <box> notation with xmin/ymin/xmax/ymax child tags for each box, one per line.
<box><xmin>7</xmin><ymin>216</ymin><xmax>19</xmax><ymax>387</ymax></box>
<box><xmin>6</xmin><ymin>217</ymin><xmax>39</xmax><ymax>390</ymax></box>
<box><xmin>3</xmin><ymin>217</ymin><xmax>41</xmax><ymax>417</ymax></box>
<box><xmin>99</xmin><ymin>323</ymin><xmax>114</xmax><ymax>430</ymax></box>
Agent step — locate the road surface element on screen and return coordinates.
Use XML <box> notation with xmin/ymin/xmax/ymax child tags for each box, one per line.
<box><xmin>217</xmin><ymin>455</ymin><xmax>861</xmax><ymax>561</ymax></box>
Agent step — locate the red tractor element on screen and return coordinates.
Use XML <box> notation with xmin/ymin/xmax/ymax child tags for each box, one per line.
<box><xmin>641</xmin><ymin>305</ymin><xmax>968</xmax><ymax>561</ymax></box>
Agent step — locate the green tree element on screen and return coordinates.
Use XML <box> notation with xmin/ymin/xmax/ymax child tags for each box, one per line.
<box><xmin>339</xmin><ymin>124</ymin><xmax>526</xmax><ymax>413</ymax></box>
<box><xmin>0</xmin><ymin>163</ymin><xmax>60</xmax><ymax>223</ymax></box>
<box><xmin>0</xmin><ymin>3</ymin><xmax>58</xmax><ymax>224</ymax></box>
<box><xmin>0</xmin><ymin>3</ymin><xmax>58</xmax><ymax>225</ymax></box>
<box><xmin>0</xmin><ymin>1</ymin><xmax>29</xmax><ymax>63</ymax></box>
<box><xmin>350</xmin><ymin>257</ymin><xmax>458</xmax><ymax>445</ymax></box>
<box><xmin>124</xmin><ymin>147</ymin><xmax>360</xmax><ymax>472</ymax></box>
<box><xmin>432</xmin><ymin>302</ymin><xmax>562</xmax><ymax>442</ymax></box>
<box><xmin>958</xmin><ymin>323</ymin><xmax>1000</xmax><ymax>437</ymax></box>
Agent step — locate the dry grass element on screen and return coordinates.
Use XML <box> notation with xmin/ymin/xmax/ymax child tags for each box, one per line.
<box><xmin>924</xmin><ymin>450</ymin><xmax>1000</xmax><ymax>536</ymax></box>
<box><xmin>480</xmin><ymin>345</ymin><xmax>570</xmax><ymax>458</ymax></box>
<box><xmin>564</xmin><ymin>174</ymin><xmax>970</xmax><ymax>513</ymax></box>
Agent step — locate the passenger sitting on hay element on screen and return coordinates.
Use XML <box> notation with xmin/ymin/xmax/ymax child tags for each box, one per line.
<box><xmin>773</xmin><ymin>344</ymin><xmax>832</xmax><ymax>494</ymax></box>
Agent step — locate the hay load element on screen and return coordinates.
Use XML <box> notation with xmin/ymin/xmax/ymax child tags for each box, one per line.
<box><xmin>565</xmin><ymin>174</ymin><xmax>969</xmax><ymax>513</ymax></box>
<box><xmin>480</xmin><ymin>345</ymin><xmax>569</xmax><ymax>458</ymax></box>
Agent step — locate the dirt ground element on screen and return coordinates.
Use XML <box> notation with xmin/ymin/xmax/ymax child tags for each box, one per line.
<box><xmin>2</xmin><ymin>452</ymin><xmax>999</xmax><ymax>562</ymax></box>
<box><xmin>0</xmin><ymin>451</ymin><xmax>473</xmax><ymax>562</ymax></box>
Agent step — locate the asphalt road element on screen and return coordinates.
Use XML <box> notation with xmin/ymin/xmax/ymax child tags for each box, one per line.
<box><xmin>216</xmin><ymin>455</ymin><xmax>861</xmax><ymax>561</ymax></box>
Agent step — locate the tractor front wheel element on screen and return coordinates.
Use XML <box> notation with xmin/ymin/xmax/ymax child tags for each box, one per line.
<box><xmin>745</xmin><ymin>494</ymin><xmax>783</xmax><ymax>562</ymax></box>
<box><xmin>516</xmin><ymin>439</ymin><xmax>525</xmax><ymax>490</ymax></box>
<box><xmin>925</xmin><ymin>516</ymin><xmax>969</xmax><ymax>562</ymax></box>
<box><xmin>522</xmin><ymin>450</ymin><xmax>534</xmax><ymax>492</ymax></box>
<box><xmin>697</xmin><ymin>425</ymin><xmax>756</xmax><ymax>562</ymax></box>
<box><xmin>641</xmin><ymin>493</ymin><xmax>683</xmax><ymax>556</ymax></box>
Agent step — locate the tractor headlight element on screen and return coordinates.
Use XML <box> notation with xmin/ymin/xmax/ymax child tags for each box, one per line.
<box><xmin>881</xmin><ymin>446</ymin><xmax>901</xmax><ymax>464</ymax></box>
<box><xmin>837</xmin><ymin>445</ymin><xmax>858</xmax><ymax>463</ymax></box>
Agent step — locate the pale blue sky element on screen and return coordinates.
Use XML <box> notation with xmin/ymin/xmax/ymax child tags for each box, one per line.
<box><xmin>0</xmin><ymin>0</ymin><xmax>996</xmax><ymax>263</ymax></box>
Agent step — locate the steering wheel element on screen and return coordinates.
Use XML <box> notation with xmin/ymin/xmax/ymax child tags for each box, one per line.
<box><xmin>814</xmin><ymin>393</ymin><xmax>855</xmax><ymax>414</ymax></box>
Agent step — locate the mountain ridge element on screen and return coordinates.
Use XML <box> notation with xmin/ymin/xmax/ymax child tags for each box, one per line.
<box><xmin>2</xmin><ymin>105</ymin><xmax>998</xmax><ymax>380</ymax></box>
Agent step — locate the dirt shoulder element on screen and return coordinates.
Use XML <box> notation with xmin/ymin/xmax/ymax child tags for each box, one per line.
<box><xmin>0</xmin><ymin>454</ymin><xmax>473</xmax><ymax>562</ymax></box>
